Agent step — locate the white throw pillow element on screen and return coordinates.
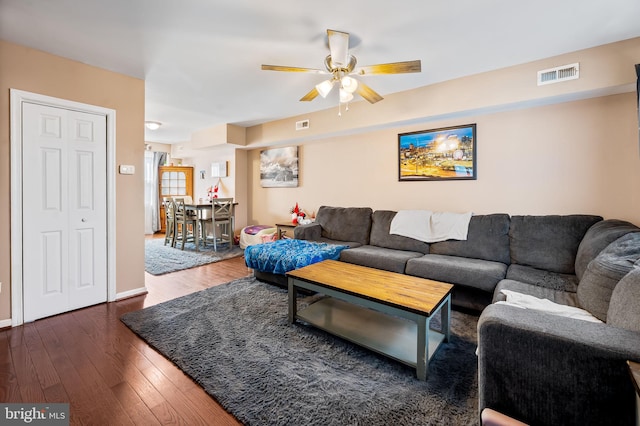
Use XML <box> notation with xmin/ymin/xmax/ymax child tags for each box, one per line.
<box><xmin>496</xmin><ymin>289</ymin><xmax>603</xmax><ymax>323</ymax></box>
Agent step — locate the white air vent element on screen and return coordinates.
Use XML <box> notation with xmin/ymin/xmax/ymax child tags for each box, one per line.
<box><xmin>537</xmin><ymin>63</ymin><xmax>579</xmax><ymax>86</ymax></box>
<box><xmin>296</xmin><ymin>119</ymin><xmax>310</xmax><ymax>131</ymax></box>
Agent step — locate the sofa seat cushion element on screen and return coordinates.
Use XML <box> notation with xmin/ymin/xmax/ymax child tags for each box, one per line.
<box><xmin>429</xmin><ymin>214</ymin><xmax>511</xmax><ymax>264</ymax></box>
<box><xmin>505</xmin><ymin>264</ymin><xmax>579</xmax><ymax>293</ymax></box>
<box><xmin>607</xmin><ymin>266</ymin><xmax>640</xmax><ymax>332</ymax></box>
<box><xmin>574</xmin><ymin>219</ymin><xmax>640</xmax><ymax>281</ymax></box>
<box><xmin>315</xmin><ymin>206</ymin><xmax>373</xmax><ymax>246</ymax></box>
<box><xmin>339</xmin><ymin>245</ymin><xmax>423</xmax><ymax>274</ymax></box>
<box><xmin>369</xmin><ymin>210</ymin><xmax>429</xmax><ymax>254</ymax></box>
<box><xmin>405</xmin><ymin>254</ymin><xmax>507</xmax><ymax>292</ymax></box>
<box><xmin>577</xmin><ymin>232</ymin><xmax>640</xmax><ymax>321</ymax></box>
<box><xmin>493</xmin><ymin>279</ymin><xmax>580</xmax><ymax>307</ymax></box>
<box><xmin>509</xmin><ymin>215</ymin><xmax>602</xmax><ymax>274</ymax></box>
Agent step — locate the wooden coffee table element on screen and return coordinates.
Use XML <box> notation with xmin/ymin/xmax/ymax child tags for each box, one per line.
<box><xmin>286</xmin><ymin>259</ymin><xmax>453</xmax><ymax>380</ymax></box>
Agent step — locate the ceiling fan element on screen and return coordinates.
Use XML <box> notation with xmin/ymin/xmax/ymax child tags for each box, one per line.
<box><xmin>261</xmin><ymin>29</ymin><xmax>421</xmax><ymax>107</ymax></box>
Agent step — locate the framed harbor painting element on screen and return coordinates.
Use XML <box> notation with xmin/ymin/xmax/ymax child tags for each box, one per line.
<box><xmin>260</xmin><ymin>146</ymin><xmax>299</xmax><ymax>188</ymax></box>
<box><xmin>398</xmin><ymin>124</ymin><xmax>476</xmax><ymax>181</ymax></box>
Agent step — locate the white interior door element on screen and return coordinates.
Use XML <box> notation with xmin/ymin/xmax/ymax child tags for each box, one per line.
<box><xmin>21</xmin><ymin>102</ymin><xmax>107</xmax><ymax>322</ymax></box>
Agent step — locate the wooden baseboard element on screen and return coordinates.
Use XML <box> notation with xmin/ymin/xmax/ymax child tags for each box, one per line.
<box><xmin>116</xmin><ymin>286</ymin><xmax>148</xmax><ymax>300</ymax></box>
<box><xmin>0</xmin><ymin>318</ymin><xmax>12</xmax><ymax>330</ymax></box>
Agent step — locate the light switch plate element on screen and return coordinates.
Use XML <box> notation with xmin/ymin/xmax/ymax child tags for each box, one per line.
<box><xmin>119</xmin><ymin>165</ymin><xmax>135</xmax><ymax>175</ymax></box>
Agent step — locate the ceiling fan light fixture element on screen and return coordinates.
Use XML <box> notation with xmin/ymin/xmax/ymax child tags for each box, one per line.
<box><xmin>315</xmin><ymin>79</ymin><xmax>335</xmax><ymax>98</ymax></box>
<box><xmin>145</xmin><ymin>121</ymin><xmax>162</xmax><ymax>130</ymax></box>
<box><xmin>341</xmin><ymin>76</ymin><xmax>358</xmax><ymax>93</ymax></box>
<box><xmin>339</xmin><ymin>88</ymin><xmax>354</xmax><ymax>103</ymax></box>
<box><xmin>260</xmin><ymin>29</ymin><xmax>421</xmax><ymax>112</ymax></box>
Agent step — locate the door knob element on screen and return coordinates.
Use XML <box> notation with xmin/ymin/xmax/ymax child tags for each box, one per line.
<box><xmin>81</xmin><ymin>218</ymin><xmax>87</xmax><ymax>222</ymax></box>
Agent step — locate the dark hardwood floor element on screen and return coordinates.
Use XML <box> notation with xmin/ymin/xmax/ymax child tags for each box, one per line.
<box><xmin>1</xmin><ymin>237</ymin><xmax>252</xmax><ymax>425</ymax></box>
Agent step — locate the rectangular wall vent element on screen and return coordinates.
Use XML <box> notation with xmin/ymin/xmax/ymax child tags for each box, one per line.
<box><xmin>295</xmin><ymin>119</ymin><xmax>310</xmax><ymax>131</ymax></box>
<box><xmin>537</xmin><ymin>63</ymin><xmax>579</xmax><ymax>86</ymax></box>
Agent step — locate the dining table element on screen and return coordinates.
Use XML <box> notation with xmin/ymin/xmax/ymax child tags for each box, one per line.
<box><xmin>184</xmin><ymin>201</ymin><xmax>237</xmax><ymax>251</ymax></box>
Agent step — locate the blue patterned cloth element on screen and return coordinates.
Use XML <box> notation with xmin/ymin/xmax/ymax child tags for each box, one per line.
<box><xmin>245</xmin><ymin>239</ymin><xmax>349</xmax><ymax>275</ymax></box>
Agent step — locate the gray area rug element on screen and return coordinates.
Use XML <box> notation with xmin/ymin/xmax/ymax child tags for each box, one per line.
<box><xmin>144</xmin><ymin>238</ymin><xmax>244</xmax><ymax>275</ymax></box>
<box><xmin>121</xmin><ymin>277</ymin><xmax>479</xmax><ymax>425</ymax></box>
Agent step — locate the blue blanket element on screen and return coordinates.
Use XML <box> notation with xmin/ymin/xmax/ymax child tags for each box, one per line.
<box><xmin>245</xmin><ymin>239</ymin><xmax>349</xmax><ymax>275</ymax></box>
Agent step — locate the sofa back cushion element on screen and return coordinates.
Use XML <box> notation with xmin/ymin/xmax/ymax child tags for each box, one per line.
<box><xmin>316</xmin><ymin>206</ymin><xmax>373</xmax><ymax>246</ymax></box>
<box><xmin>429</xmin><ymin>214</ymin><xmax>511</xmax><ymax>264</ymax></box>
<box><xmin>577</xmin><ymin>232</ymin><xmax>640</xmax><ymax>321</ymax></box>
<box><xmin>509</xmin><ymin>215</ymin><xmax>602</xmax><ymax>274</ymax></box>
<box><xmin>369</xmin><ymin>210</ymin><xmax>430</xmax><ymax>254</ymax></box>
<box><xmin>607</xmin><ymin>265</ymin><xmax>640</xmax><ymax>332</ymax></box>
<box><xmin>574</xmin><ymin>219</ymin><xmax>640</xmax><ymax>281</ymax></box>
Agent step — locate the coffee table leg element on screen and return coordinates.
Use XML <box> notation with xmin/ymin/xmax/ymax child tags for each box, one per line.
<box><xmin>416</xmin><ymin>316</ymin><xmax>428</xmax><ymax>381</ymax></box>
<box><xmin>288</xmin><ymin>278</ymin><xmax>297</xmax><ymax>324</ymax></box>
<box><xmin>441</xmin><ymin>294</ymin><xmax>451</xmax><ymax>343</ymax></box>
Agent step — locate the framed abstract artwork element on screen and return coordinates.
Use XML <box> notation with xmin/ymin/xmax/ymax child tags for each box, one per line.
<box><xmin>398</xmin><ymin>124</ymin><xmax>476</xmax><ymax>181</ymax></box>
<box><xmin>260</xmin><ymin>146</ymin><xmax>299</xmax><ymax>188</ymax></box>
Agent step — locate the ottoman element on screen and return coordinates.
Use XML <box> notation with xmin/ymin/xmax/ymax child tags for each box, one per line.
<box><xmin>245</xmin><ymin>239</ymin><xmax>348</xmax><ymax>286</ymax></box>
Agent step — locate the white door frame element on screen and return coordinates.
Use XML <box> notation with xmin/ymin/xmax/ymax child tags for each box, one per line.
<box><xmin>10</xmin><ymin>89</ymin><xmax>117</xmax><ymax>326</ymax></box>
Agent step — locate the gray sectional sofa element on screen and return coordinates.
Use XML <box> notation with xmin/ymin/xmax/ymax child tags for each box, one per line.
<box><xmin>295</xmin><ymin>206</ymin><xmax>608</xmax><ymax>311</ymax></box>
<box><xmin>293</xmin><ymin>205</ymin><xmax>640</xmax><ymax>425</ymax></box>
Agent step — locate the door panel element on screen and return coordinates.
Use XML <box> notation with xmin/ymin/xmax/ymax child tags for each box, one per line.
<box><xmin>68</xmin><ymin>110</ymin><xmax>106</xmax><ymax>309</ymax></box>
<box><xmin>23</xmin><ymin>104</ymin><xmax>69</xmax><ymax>321</ymax></box>
<box><xmin>42</xmin><ymin>148</ymin><xmax>63</xmax><ymax>210</ymax></box>
<box><xmin>42</xmin><ymin>231</ymin><xmax>63</xmax><ymax>295</ymax></box>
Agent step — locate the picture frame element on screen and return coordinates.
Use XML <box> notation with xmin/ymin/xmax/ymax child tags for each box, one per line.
<box><xmin>398</xmin><ymin>123</ymin><xmax>476</xmax><ymax>181</ymax></box>
<box><xmin>211</xmin><ymin>161</ymin><xmax>228</xmax><ymax>178</ymax></box>
<box><xmin>260</xmin><ymin>146</ymin><xmax>299</xmax><ymax>188</ymax></box>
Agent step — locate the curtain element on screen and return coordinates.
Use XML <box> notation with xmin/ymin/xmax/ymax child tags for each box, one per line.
<box><xmin>144</xmin><ymin>151</ymin><xmax>166</xmax><ymax>234</ymax></box>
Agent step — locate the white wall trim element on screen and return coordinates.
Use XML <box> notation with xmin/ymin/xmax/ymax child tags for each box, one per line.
<box><xmin>116</xmin><ymin>287</ymin><xmax>148</xmax><ymax>300</ymax></box>
<box><xmin>0</xmin><ymin>319</ymin><xmax>12</xmax><ymax>329</ymax></box>
<box><xmin>9</xmin><ymin>89</ymin><xmax>117</xmax><ymax>326</ymax></box>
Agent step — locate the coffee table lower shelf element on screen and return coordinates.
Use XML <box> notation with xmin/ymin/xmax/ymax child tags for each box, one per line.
<box><xmin>296</xmin><ymin>297</ymin><xmax>446</xmax><ymax>368</ymax></box>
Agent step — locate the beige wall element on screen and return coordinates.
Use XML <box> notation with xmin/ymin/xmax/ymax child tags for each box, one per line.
<box><xmin>244</xmin><ymin>37</ymin><xmax>640</xmax><ymax>228</ymax></box>
<box><xmin>245</xmin><ymin>37</ymin><xmax>640</xmax><ymax>147</ymax></box>
<box><xmin>0</xmin><ymin>40</ymin><xmax>146</xmax><ymax>322</ymax></box>
<box><xmin>179</xmin><ymin>146</ymin><xmax>237</xmax><ymax>202</ymax></box>
<box><xmin>178</xmin><ymin>145</ymin><xmax>249</xmax><ymax>232</ymax></box>
<box><xmin>247</xmin><ymin>92</ymin><xmax>640</xmax><ymax>226</ymax></box>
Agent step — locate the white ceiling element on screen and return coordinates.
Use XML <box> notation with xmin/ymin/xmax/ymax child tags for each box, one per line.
<box><xmin>2</xmin><ymin>0</ymin><xmax>640</xmax><ymax>143</ymax></box>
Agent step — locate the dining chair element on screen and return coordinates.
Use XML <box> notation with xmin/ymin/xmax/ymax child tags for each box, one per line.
<box><xmin>162</xmin><ymin>197</ymin><xmax>176</xmax><ymax>246</ymax></box>
<box><xmin>173</xmin><ymin>197</ymin><xmax>198</xmax><ymax>250</ymax></box>
<box><xmin>203</xmin><ymin>198</ymin><xmax>234</xmax><ymax>251</ymax></box>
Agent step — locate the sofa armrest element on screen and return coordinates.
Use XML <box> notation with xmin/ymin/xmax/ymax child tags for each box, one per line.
<box><xmin>294</xmin><ymin>223</ymin><xmax>322</xmax><ymax>241</ymax></box>
<box><xmin>478</xmin><ymin>303</ymin><xmax>640</xmax><ymax>426</ymax></box>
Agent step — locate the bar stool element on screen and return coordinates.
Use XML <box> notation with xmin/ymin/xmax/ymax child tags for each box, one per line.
<box><xmin>173</xmin><ymin>197</ymin><xmax>198</xmax><ymax>250</ymax></box>
<box><xmin>163</xmin><ymin>197</ymin><xmax>176</xmax><ymax>246</ymax></box>
<box><xmin>202</xmin><ymin>198</ymin><xmax>234</xmax><ymax>251</ymax></box>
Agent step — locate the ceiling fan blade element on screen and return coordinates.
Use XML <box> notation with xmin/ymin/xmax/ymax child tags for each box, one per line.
<box><xmin>261</xmin><ymin>64</ymin><xmax>326</xmax><ymax>74</ymax></box>
<box><xmin>299</xmin><ymin>87</ymin><xmax>319</xmax><ymax>102</ymax></box>
<box><xmin>327</xmin><ymin>29</ymin><xmax>350</xmax><ymax>68</ymax></box>
<box><xmin>356</xmin><ymin>81</ymin><xmax>383</xmax><ymax>104</ymax></box>
<box><xmin>353</xmin><ymin>60</ymin><xmax>422</xmax><ymax>75</ymax></box>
